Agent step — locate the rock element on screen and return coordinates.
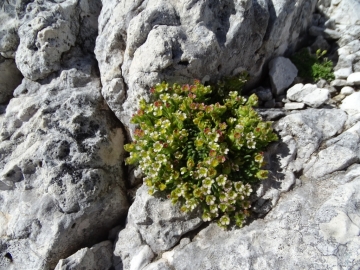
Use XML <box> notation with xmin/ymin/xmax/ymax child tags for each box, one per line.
<box><xmin>347</xmin><ymin>72</ymin><xmax>360</xmax><ymax>85</ymax></box>
<box><xmin>338</xmin><ymin>40</ymin><xmax>360</xmax><ymax>56</ymax></box>
<box><xmin>95</xmin><ymin>0</ymin><xmax>317</xmax><ymax>130</ymax></box>
<box><xmin>316</xmin><ymin>79</ymin><xmax>327</xmax><ymax>88</ymax></box>
<box><xmin>340</xmin><ymin>92</ymin><xmax>360</xmax><ymax>114</ymax></box>
<box><xmin>330</xmin><ymin>79</ymin><xmax>348</xmax><ymax>87</ymax></box>
<box><xmin>287</xmin><ymin>83</ymin><xmax>316</xmax><ymax>102</ymax></box>
<box><xmin>317</xmin><ymin>0</ymin><xmax>360</xmax><ymax>26</ymax></box>
<box><xmin>308</xmin><ymin>26</ymin><xmax>341</xmax><ymax>39</ymax></box>
<box><xmin>129</xmin><ymin>185</ymin><xmax>202</xmax><ymax>253</ymax></box>
<box><xmin>302</xmin><ymin>88</ymin><xmax>330</xmax><ymax>108</ymax></box>
<box><xmin>284</xmin><ymin>102</ymin><xmax>305</xmax><ymax>110</ymax></box>
<box><xmin>311</xmin><ymin>36</ymin><xmax>330</xmax><ymax>52</ymax></box>
<box><xmin>287</xmin><ymin>84</ymin><xmax>329</xmax><ymax>107</ymax></box>
<box><xmin>334</xmin><ymin>68</ymin><xmax>352</xmax><ymax>79</ymax></box>
<box><xmin>340</xmin><ymin>86</ymin><xmax>355</xmax><ymax>95</ymax></box>
<box><xmin>146</xmin><ymin>165</ymin><xmax>360</xmax><ymax>269</ymax></box>
<box><xmin>251</xmin><ymin>87</ymin><xmax>273</xmax><ymax>102</ymax></box>
<box><xmin>269</xmin><ymin>57</ymin><xmax>298</xmax><ymax>96</ymax></box>
<box><xmin>332</xmin><ymin>94</ymin><xmax>346</xmax><ymax>103</ymax></box>
<box><xmin>275</xmin><ymin>109</ymin><xmax>347</xmax><ymax>171</ymax></box>
<box><xmin>0</xmin><ymin>56</ymin><xmax>23</xmax><ymax>104</ymax></box>
<box><xmin>304</xmin><ymin>145</ymin><xmax>358</xmax><ymax>178</ymax></box>
<box><xmin>264</xmin><ymin>99</ymin><xmax>276</xmax><ymax>108</ymax></box>
<box><xmin>0</xmin><ymin>61</ymin><xmax>129</xmax><ymax>269</ymax></box>
<box><xmin>255</xmin><ymin>109</ymin><xmax>286</xmax><ymax>121</ymax></box>
<box><xmin>4</xmin><ymin>0</ymin><xmax>102</xmax><ymax>81</ymax></box>
<box><xmin>55</xmin><ymin>241</ymin><xmax>113</xmax><ymax>270</ymax></box>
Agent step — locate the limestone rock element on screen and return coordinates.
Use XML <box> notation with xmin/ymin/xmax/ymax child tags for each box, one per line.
<box><xmin>0</xmin><ymin>56</ymin><xmax>23</xmax><ymax>104</ymax></box>
<box><xmin>269</xmin><ymin>57</ymin><xmax>298</xmax><ymax>96</ymax></box>
<box><xmin>287</xmin><ymin>83</ymin><xmax>315</xmax><ymax>102</ymax></box>
<box><xmin>340</xmin><ymin>86</ymin><xmax>355</xmax><ymax>95</ymax></box>
<box><xmin>1</xmin><ymin>0</ymin><xmax>102</xmax><ymax>81</ymax></box>
<box><xmin>340</xmin><ymin>92</ymin><xmax>360</xmax><ymax>114</ymax></box>
<box><xmin>95</xmin><ymin>0</ymin><xmax>316</xmax><ymax>130</ymax></box>
<box><xmin>284</xmin><ymin>102</ymin><xmax>305</xmax><ymax>110</ymax></box>
<box><xmin>129</xmin><ymin>185</ymin><xmax>201</xmax><ymax>251</ymax></box>
<box><xmin>317</xmin><ymin>0</ymin><xmax>360</xmax><ymax>26</ymax></box>
<box><xmin>347</xmin><ymin>72</ymin><xmax>360</xmax><ymax>85</ymax></box>
<box><xmin>146</xmin><ymin>165</ymin><xmax>360</xmax><ymax>269</ymax></box>
<box><xmin>0</xmin><ymin>60</ymin><xmax>129</xmax><ymax>270</ymax></box>
<box><xmin>275</xmin><ymin>109</ymin><xmax>347</xmax><ymax>171</ymax></box>
<box><xmin>55</xmin><ymin>241</ymin><xmax>113</xmax><ymax>270</ymax></box>
<box><xmin>302</xmin><ymin>88</ymin><xmax>330</xmax><ymax>108</ymax></box>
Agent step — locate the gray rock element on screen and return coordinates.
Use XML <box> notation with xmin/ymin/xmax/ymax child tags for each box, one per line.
<box><xmin>147</xmin><ymin>165</ymin><xmax>360</xmax><ymax>270</ymax></box>
<box><xmin>340</xmin><ymin>92</ymin><xmax>360</xmax><ymax>114</ymax></box>
<box><xmin>347</xmin><ymin>72</ymin><xmax>360</xmax><ymax>85</ymax></box>
<box><xmin>330</xmin><ymin>79</ymin><xmax>348</xmax><ymax>87</ymax></box>
<box><xmin>302</xmin><ymin>88</ymin><xmax>330</xmax><ymax>108</ymax></box>
<box><xmin>284</xmin><ymin>102</ymin><xmax>305</xmax><ymax>110</ymax></box>
<box><xmin>55</xmin><ymin>241</ymin><xmax>113</xmax><ymax>270</ymax></box>
<box><xmin>311</xmin><ymin>35</ymin><xmax>330</xmax><ymax>52</ymax></box>
<box><xmin>0</xmin><ymin>61</ymin><xmax>129</xmax><ymax>270</ymax></box>
<box><xmin>334</xmin><ymin>67</ymin><xmax>352</xmax><ymax>79</ymax></box>
<box><xmin>317</xmin><ymin>0</ymin><xmax>360</xmax><ymax>26</ymax></box>
<box><xmin>95</xmin><ymin>0</ymin><xmax>317</xmax><ymax>130</ymax></box>
<box><xmin>338</xmin><ymin>40</ymin><xmax>360</xmax><ymax>56</ymax></box>
<box><xmin>3</xmin><ymin>0</ymin><xmax>102</xmax><ymax>81</ymax></box>
<box><xmin>0</xmin><ymin>56</ymin><xmax>23</xmax><ymax>103</ymax></box>
<box><xmin>340</xmin><ymin>86</ymin><xmax>355</xmax><ymax>95</ymax></box>
<box><xmin>251</xmin><ymin>87</ymin><xmax>273</xmax><ymax>101</ymax></box>
<box><xmin>269</xmin><ymin>57</ymin><xmax>298</xmax><ymax>96</ymax></box>
<box><xmin>304</xmin><ymin>145</ymin><xmax>358</xmax><ymax>178</ymax></box>
<box><xmin>264</xmin><ymin>99</ymin><xmax>276</xmax><ymax>108</ymax></box>
<box><xmin>287</xmin><ymin>83</ymin><xmax>316</xmax><ymax>102</ymax></box>
<box><xmin>275</xmin><ymin>109</ymin><xmax>347</xmax><ymax>171</ymax></box>
<box><xmin>127</xmin><ymin>185</ymin><xmax>202</xmax><ymax>254</ymax></box>
<box><xmin>316</xmin><ymin>78</ymin><xmax>327</xmax><ymax>88</ymax></box>
<box><xmin>332</xmin><ymin>94</ymin><xmax>346</xmax><ymax>103</ymax></box>
<box><xmin>308</xmin><ymin>26</ymin><xmax>341</xmax><ymax>40</ymax></box>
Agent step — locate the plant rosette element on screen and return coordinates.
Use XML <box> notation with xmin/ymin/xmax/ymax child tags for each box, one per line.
<box><xmin>124</xmin><ymin>80</ymin><xmax>278</xmax><ymax>228</ymax></box>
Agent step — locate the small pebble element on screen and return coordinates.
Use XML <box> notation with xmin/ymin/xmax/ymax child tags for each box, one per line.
<box><xmin>340</xmin><ymin>86</ymin><xmax>355</xmax><ymax>96</ymax></box>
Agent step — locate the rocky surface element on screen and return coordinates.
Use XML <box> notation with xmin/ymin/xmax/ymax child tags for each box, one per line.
<box><xmin>1</xmin><ymin>0</ymin><xmax>360</xmax><ymax>269</ymax></box>
<box><xmin>95</xmin><ymin>0</ymin><xmax>317</xmax><ymax>132</ymax></box>
<box><xmin>55</xmin><ymin>240</ymin><xmax>113</xmax><ymax>270</ymax></box>
<box><xmin>0</xmin><ymin>56</ymin><xmax>129</xmax><ymax>269</ymax></box>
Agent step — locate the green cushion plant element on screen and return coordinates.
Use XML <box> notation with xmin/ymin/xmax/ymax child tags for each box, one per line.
<box><xmin>291</xmin><ymin>48</ymin><xmax>335</xmax><ymax>82</ymax></box>
<box><xmin>124</xmin><ymin>78</ymin><xmax>278</xmax><ymax>228</ymax></box>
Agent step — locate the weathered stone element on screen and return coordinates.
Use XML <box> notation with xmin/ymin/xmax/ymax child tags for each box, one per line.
<box><xmin>308</xmin><ymin>26</ymin><xmax>341</xmax><ymax>39</ymax></box>
<box><xmin>340</xmin><ymin>92</ymin><xmax>360</xmax><ymax>114</ymax></box>
<box><xmin>317</xmin><ymin>0</ymin><xmax>360</xmax><ymax>26</ymax></box>
<box><xmin>95</xmin><ymin>0</ymin><xmax>317</xmax><ymax>130</ymax></box>
<box><xmin>311</xmin><ymin>35</ymin><xmax>330</xmax><ymax>52</ymax></box>
<box><xmin>304</xmin><ymin>145</ymin><xmax>358</xmax><ymax>178</ymax></box>
<box><xmin>340</xmin><ymin>86</ymin><xmax>355</xmax><ymax>95</ymax></box>
<box><xmin>334</xmin><ymin>68</ymin><xmax>352</xmax><ymax>79</ymax></box>
<box><xmin>347</xmin><ymin>72</ymin><xmax>360</xmax><ymax>85</ymax></box>
<box><xmin>0</xmin><ymin>56</ymin><xmax>23</xmax><ymax>104</ymax></box>
<box><xmin>146</xmin><ymin>165</ymin><xmax>360</xmax><ymax>270</ymax></box>
<box><xmin>0</xmin><ymin>61</ymin><xmax>129</xmax><ymax>270</ymax></box>
<box><xmin>284</xmin><ymin>102</ymin><xmax>305</xmax><ymax>110</ymax></box>
<box><xmin>55</xmin><ymin>241</ymin><xmax>113</xmax><ymax>270</ymax></box>
<box><xmin>330</xmin><ymin>79</ymin><xmax>348</xmax><ymax>87</ymax></box>
<box><xmin>302</xmin><ymin>88</ymin><xmax>330</xmax><ymax>108</ymax></box>
<box><xmin>251</xmin><ymin>87</ymin><xmax>273</xmax><ymax>101</ymax></box>
<box><xmin>264</xmin><ymin>99</ymin><xmax>276</xmax><ymax>108</ymax></box>
<box><xmin>338</xmin><ymin>40</ymin><xmax>360</xmax><ymax>56</ymax></box>
<box><xmin>332</xmin><ymin>94</ymin><xmax>346</xmax><ymax>103</ymax></box>
<box><xmin>287</xmin><ymin>83</ymin><xmax>316</xmax><ymax>102</ymax></box>
<box><xmin>127</xmin><ymin>185</ymin><xmax>202</xmax><ymax>254</ymax></box>
<box><xmin>275</xmin><ymin>109</ymin><xmax>347</xmax><ymax>171</ymax></box>
<box><xmin>269</xmin><ymin>57</ymin><xmax>298</xmax><ymax>96</ymax></box>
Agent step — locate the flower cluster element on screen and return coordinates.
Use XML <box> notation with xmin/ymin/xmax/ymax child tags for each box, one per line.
<box><xmin>125</xmin><ymin>80</ymin><xmax>278</xmax><ymax>228</ymax></box>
